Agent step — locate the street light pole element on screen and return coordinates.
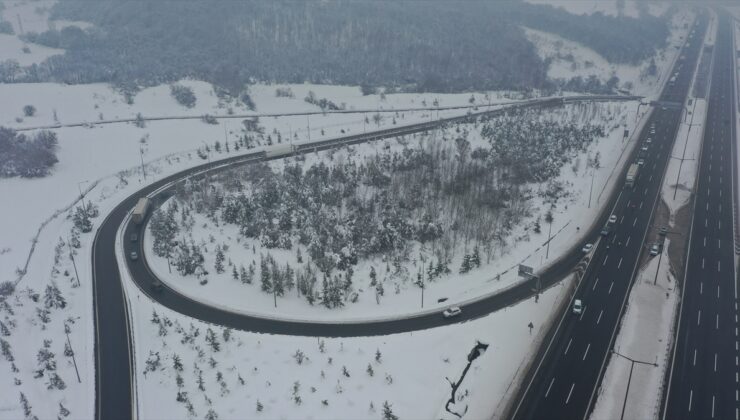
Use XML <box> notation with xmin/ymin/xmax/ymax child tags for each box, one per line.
<box><xmin>77</xmin><ymin>180</ymin><xmax>89</xmax><ymax>211</ymax></box>
<box><xmin>611</xmin><ymin>350</ymin><xmax>658</xmax><ymax>420</ymax></box>
<box><xmin>139</xmin><ymin>145</ymin><xmax>147</xmax><ymax>180</ymax></box>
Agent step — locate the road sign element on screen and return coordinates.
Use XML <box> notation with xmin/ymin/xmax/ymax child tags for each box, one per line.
<box><xmin>518</xmin><ymin>264</ymin><xmax>534</xmax><ymax>277</ymax></box>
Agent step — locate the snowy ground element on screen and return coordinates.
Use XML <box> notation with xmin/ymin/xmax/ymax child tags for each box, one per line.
<box><xmin>143</xmin><ymin>101</ymin><xmax>645</xmax><ymax>322</ymax></box>
<box><xmin>590</xmin><ymin>239</ymin><xmax>676</xmax><ymax>420</ymax></box>
<box><xmin>524</xmin><ymin>8</ymin><xmax>694</xmax><ymax>100</ymax></box>
<box><xmin>121</xmin><ymin>213</ymin><xmax>576</xmax><ymax>419</ymax></box>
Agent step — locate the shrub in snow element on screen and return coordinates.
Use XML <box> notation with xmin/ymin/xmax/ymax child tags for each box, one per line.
<box><xmin>23</xmin><ymin>105</ymin><xmax>36</xmax><ymax>117</ymax></box>
<box><xmin>170</xmin><ymin>84</ymin><xmax>197</xmax><ymax>108</ymax></box>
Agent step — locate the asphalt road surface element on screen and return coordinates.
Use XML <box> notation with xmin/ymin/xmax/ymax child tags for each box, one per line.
<box><xmin>511</xmin><ymin>13</ymin><xmax>708</xmax><ymax>420</ymax></box>
<box><xmin>663</xmin><ymin>12</ymin><xmax>738</xmax><ymax>420</ymax></box>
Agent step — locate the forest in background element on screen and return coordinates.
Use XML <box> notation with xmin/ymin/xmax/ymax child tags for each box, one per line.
<box><xmin>0</xmin><ymin>1</ymin><xmax>673</xmax><ymax>96</ymax></box>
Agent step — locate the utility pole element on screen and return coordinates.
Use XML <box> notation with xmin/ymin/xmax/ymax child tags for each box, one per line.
<box><xmin>67</xmin><ymin>235</ymin><xmax>81</xmax><ymax>287</ymax></box>
<box><xmin>546</xmin><ymin>221</ymin><xmax>553</xmax><ymax>259</ymax></box>
<box><xmin>588</xmin><ymin>169</ymin><xmax>595</xmax><ymax>208</ymax></box>
<box><xmin>77</xmin><ymin>180</ymin><xmax>89</xmax><ymax>211</ymax></box>
<box><xmin>139</xmin><ymin>145</ymin><xmax>147</xmax><ymax>180</ymax></box>
<box><xmin>306</xmin><ymin>115</ymin><xmax>311</xmax><ymax>142</ymax></box>
<box><xmin>64</xmin><ymin>323</ymin><xmax>81</xmax><ymax>383</ymax></box>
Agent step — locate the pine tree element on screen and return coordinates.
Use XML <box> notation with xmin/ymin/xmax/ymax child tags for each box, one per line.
<box><xmin>172</xmin><ymin>354</ymin><xmax>183</xmax><ymax>371</ymax></box>
<box><xmin>1</xmin><ymin>338</ymin><xmax>14</xmax><ymax>362</ymax></box>
<box><xmin>239</xmin><ymin>265</ymin><xmax>249</xmax><ymax>284</ymax></box>
<box><xmin>232</xmin><ymin>265</ymin><xmax>238</xmax><ymax>281</ymax></box>
<box><xmin>47</xmin><ymin>372</ymin><xmax>66</xmax><ymax>390</ymax></box>
<box><xmin>19</xmin><ymin>392</ymin><xmax>31</xmax><ymax>417</ymax></box>
<box><xmin>471</xmin><ymin>246</ymin><xmax>481</xmax><ymax>268</ymax></box>
<box><xmin>58</xmin><ymin>402</ymin><xmax>70</xmax><ymax>418</ymax></box>
<box><xmin>214</xmin><ymin>246</ymin><xmax>225</xmax><ymax>274</ymax></box>
<box><xmin>369</xmin><ymin>266</ymin><xmax>377</xmax><ymax>286</ymax></box>
<box><xmin>321</xmin><ymin>276</ymin><xmax>331</xmax><ymax>308</ymax></box>
<box><xmin>43</xmin><ymin>284</ymin><xmax>66</xmax><ymax>309</ymax></box>
<box><xmin>382</xmin><ymin>401</ymin><xmax>399</xmax><ymax>420</ymax></box>
<box><xmin>256</xmin><ymin>400</ymin><xmax>263</xmax><ymax>412</ymax></box>
<box><xmin>0</xmin><ymin>320</ymin><xmax>9</xmax><ymax>336</ymax></box>
<box><xmin>206</xmin><ymin>328</ymin><xmax>221</xmax><ymax>352</ymax></box>
<box><xmin>284</xmin><ymin>263</ymin><xmax>295</xmax><ymax>291</ymax></box>
<box><xmin>375</xmin><ymin>349</ymin><xmax>382</xmax><ymax>363</ymax></box>
<box><xmin>459</xmin><ymin>254</ymin><xmax>472</xmax><ymax>274</ymax></box>
<box><xmin>366</xmin><ymin>363</ymin><xmax>374</xmax><ymax>377</ymax></box>
<box><xmin>260</xmin><ymin>256</ymin><xmax>272</xmax><ymax>292</ymax></box>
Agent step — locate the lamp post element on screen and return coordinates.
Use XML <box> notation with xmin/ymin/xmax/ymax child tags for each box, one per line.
<box><xmin>611</xmin><ymin>350</ymin><xmax>657</xmax><ymax>420</ymax></box>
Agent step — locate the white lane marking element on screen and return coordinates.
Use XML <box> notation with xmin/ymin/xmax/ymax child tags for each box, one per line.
<box><xmin>592</xmin><ymin>278</ymin><xmax>599</xmax><ymax>291</ymax></box>
<box><xmin>702</xmin><ymin>258</ymin><xmax>705</xmax><ymax>269</ymax></box>
<box><xmin>719</xmin><ymin>239</ymin><xmax>721</xmax><ymax>249</ymax></box>
<box><xmin>717</xmin><ymin>314</ymin><xmax>720</xmax><ymax>329</ymax></box>
<box><xmin>689</xmin><ymin>389</ymin><xmax>693</xmax><ymax>412</ymax></box>
<box><xmin>620</xmin><ymin>215</ymin><xmax>624</xmax><ymax>224</ymax></box>
<box><xmin>565</xmin><ymin>338</ymin><xmax>572</xmax><ymax>355</ymax></box>
<box><xmin>719</xmin><ymin>220</ymin><xmax>722</xmax><ymax>229</ymax></box>
<box><xmin>694</xmin><ymin>348</ymin><xmax>697</xmax><ymax>366</ymax></box>
<box><xmin>597</xmin><ymin>310</ymin><xmax>603</xmax><ymax>325</ymax></box>
<box><xmin>639</xmin><ymin>201</ymin><xmax>643</xmax><ymax>209</ymax></box>
<box><xmin>566</xmin><ymin>383</ymin><xmax>575</xmax><ymax>404</ymax></box>
<box><xmin>625</xmin><ymin>236</ymin><xmax>630</xmax><ymax>247</ymax></box>
<box><xmin>698</xmin><ymin>310</ymin><xmax>701</xmax><ymax>326</ymax></box>
<box><xmin>618</xmin><ymin>258</ymin><xmax>623</xmax><ymax>269</ymax></box>
<box><xmin>704</xmin><ymin>237</ymin><xmax>707</xmax><ymax>247</ymax></box>
<box><xmin>603</xmin><ymin>256</ymin><xmax>609</xmax><ymax>266</ymax></box>
<box><xmin>579</xmin><ymin>306</ymin><xmax>587</xmax><ymax>321</ymax></box>
<box><xmin>718</xmin><ymin>285</ymin><xmax>720</xmax><ymax>299</ymax></box>
<box><xmin>712</xmin><ymin>395</ymin><xmax>715</xmax><ymax>419</ymax></box>
<box><xmin>701</xmin><ymin>282</ymin><xmax>703</xmax><ymax>294</ymax></box>
<box><xmin>644</xmin><ymin>188</ymin><xmax>648</xmax><ymax>196</ymax></box>
<box><xmin>706</xmin><ymin>218</ymin><xmax>709</xmax><ymax>227</ymax></box>
<box><xmin>633</xmin><ymin>218</ymin><xmax>638</xmax><ymax>227</ymax></box>
<box><xmin>545</xmin><ymin>378</ymin><xmax>555</xmax><ymax>398</ymax></box>
<box><xmin>608</xmin><ymin>282</ymin><xmax>614</xmax><ymax>294</ymax></box>
<box><xmin>649</xmin><ymin>175</ymin><xmax>653</xmax><ymax>182</ymax></box>
<box><xmin>715</xmin><ymin>353</ymin><xmax>718</xmax><ymax>372</ymax></box>
<box><xmin>718</xmin><ymin>261</ymin><xmax>721</xmax><ymax>272</ymax></box>
<box><xmin>583</xmin><ymin>343</ymin><xmax>590</xmax><ymax>361</ymax></box>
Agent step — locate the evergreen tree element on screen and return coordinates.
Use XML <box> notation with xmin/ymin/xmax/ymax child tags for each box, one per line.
<box><xmin>239</xmin><ymin>265</ymin><xmax>249</xmax><ymax>284</ymax></box>
<box><xmin>369</xmin><ymin>266</ymin><xmax>377</xmax><ymax>287</ymax></box>
<box><xmin>205</xmin><ymin>328</ymin><xmax>221</xmax><ymax>352</ymax></box>
<box><xmin>321</xmin><ymin>276</ymin><xmax>331</xmax><ymax>308</ymax></box>
<box><xmin>43</xmin><ymin>284</ymin><xmax>66</xmax><ymax>309</ymax></box>
<box><xmin>260</xmin><ymin>256</ymin><xmax>272</xmax><ymax>292</ymax></box>
<box><xmin>58</xmin><ymin>402</ymin><xmax>70</xmax><ymax>418</ymax></box>
<box><xmin>72</xmin><ymin>206</ymin><xmax>92</xmax><ymax>233</ymax></box>
<box><xmin>19</xmin><ymin>392</ymin><xmax>31</xmax><ymax>417</ymax></box>
<box><xmin>0</xmin><ymin>320</ymin><xmax>10</xmax><ymax>336</ymax></box>
<box><xmin>471</xmin><ymin>246</ymin><xmax>481</xmax><ymax>268</ymax></box>
<box><xmin>382</xmin><ymin>401</ymin><xmax>399</xmax><ymax>420</ymax></box>
<box><xmin>459</xmin><ymin>254</ymin><xmax>472</xmax><ymax>274</ymax></box>
<box><xmin>214</xmin><ymin>245</ymin><xmax>225</xmax><ymax>274</ymax></box>
<box><xmin>232</xmin><ymin>265</ymin><xmax>238</xmax><ymax>281</ymax></box>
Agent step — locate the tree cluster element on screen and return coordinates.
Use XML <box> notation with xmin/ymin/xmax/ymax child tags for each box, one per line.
<box><xmin>0</xmin><ymin>127</ymin><xmax>59</xmax><ymax>178</ymax></box>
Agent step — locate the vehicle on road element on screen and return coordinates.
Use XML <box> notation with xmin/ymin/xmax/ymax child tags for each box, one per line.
<box><xmin>573</xmin><ymin>299</ymin><xmax>583</xmax><ymax>315</ymax></box>
<box><xmin>442</xmin><ymin>307</ymin><xmax>462</xmax><ymax>318</ymax></box>
<box><xmin>265</xmin><ymin>144</ymin><xmax>298</xmax><ymax>159</ymax></box>
<box><xmin>650</xmin><ymin>244</ymin><xmax>660</xmax><ymax>256</ymax></box>
<box><xmin>626</xmin><ymin>163</ymin><xmax>640</xmax><ymax>187</ymax></box>
<box><xmin>638</xmin><ymin>158</ymin><xmax>645</xmax><ymax>166</ymax></box>
<box><xmin>151</xmin><ymin>280</ymin><xmax>163</xmax><ymax>292</ymax></box>
<box><xmin>646</xmin><ymin>138</ymin><xmax>652</xmax><ymax>145</ymax></box>
<box><xmin>600</xmin><ymin>224</ymin><xmax>610</xmax><ymax>236</ymax></box>
<box><xmin>582</xmin><ymin>243</ymin><xmax>593</xmax><ymax>253</ymax></box>
<box><xmin>608</xmin><ymin>214</ymin><xmax>618</xmax><ymax>224</ymax></box>
<box><xmin>130</xmin><ymin>233</ymin><xmax>138</xmax><ymax>242</ymax></box>
<box><xmin>132</xmin><ymin>197</ymin><xmax>150</xmax><ymax>225</ymax></box>
<box><xmin>129</xmin><ymin>251</ymin><xmax>139</xmax><ymax>261</ymax></box>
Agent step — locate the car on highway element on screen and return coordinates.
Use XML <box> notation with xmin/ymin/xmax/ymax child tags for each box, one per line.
<box><xmin>608</xmin><ymin>214</ymin><xmax>617</xmax><ymax>224</ymax></box>
<box><xmin>572</xmin><ymin>299</ymin><xmax>583</xmax><ymax>315</ymax></box>
<box><xmin>650</xmin><ymin>244</ymin><xmax>660</xmax><ymax>256</ymax></box>
<box><xmin>129</xmin><ymin>251</ymin><xmax>138</xmax><ymax>261</ymax></box>
<box><xmin>638</xmin><ymin>158</ymin><xmax>645</xmax><ymax>166</ymax></box>
<box><xmin>582</xmin><ymin>243</ymin><xmax>593</xmax><ymax>253</ymax></box>
<box><xmin>646</xmin><ymin>138</ymin><xmax>652</xmax><ymax>145</ymax></box>
<box><xmin>130</xmin><ymin>233</ymin><xmax>138</xmax><ymax>242</ymax></box>
<box><xmin>600</xmin><ymin>224</ymin><xmax>610</xmax><ymax>236</ymax></box>
<box><xmin>442</xmin><ymin>307</ymin><xmax>462</xmax><ymax>318</ymax></box>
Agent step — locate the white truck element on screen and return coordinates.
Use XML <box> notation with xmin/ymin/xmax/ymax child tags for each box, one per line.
<box><xmin>625</xmin><ymin>163</ymin><xmax>639</xmax><ymax>188</ymax></box>
<box><xmin>132</xmin><ymin>197</ymin><xmax>150</xmax><ymax>225</ymax></box>
<box><xmin>265</xmin><ymin>144</ymin><xmax>297</xmax><ymax>159</ymax></box>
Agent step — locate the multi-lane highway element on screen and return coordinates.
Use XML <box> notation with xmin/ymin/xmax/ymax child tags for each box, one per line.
<box><xmin>511</xmin><ymin>13</ymin><xmax>708</xmax><ymax>420</ymax></box>
<box><xmin>92</xmin><ymin>94</ymin><xmax>640</xmax><ymax>420</ymax></box>
<box><xmin>663</xmin><ymin>12</ymin><xmax>738</xmax><ymax>420</ymax></box>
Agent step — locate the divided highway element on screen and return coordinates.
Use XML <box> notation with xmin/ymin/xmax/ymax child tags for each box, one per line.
<box><xmin>92</xmin><ymin>92</ymin><xmax>639</xmax><ymax>418</ymax></box>
<box><xmin>511</xmin><ymin>13</ymin><xmax>708</xmax><ymax>420</ymax></box>
<box><xmin>663</xmin><ymin>12</ymin><xmax>738</xmax><ymax>420</ymax></box>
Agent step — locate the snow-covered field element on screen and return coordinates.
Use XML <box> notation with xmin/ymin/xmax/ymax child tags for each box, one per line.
<box><xmin>524</xmin><ymin>8</ymin><xmax>694</xmax><ymax>100</ymax></box>
<box><xmin>122</xmin><ymin>218</ymin><xmax>576</xmax><ymax>419</ymax></box>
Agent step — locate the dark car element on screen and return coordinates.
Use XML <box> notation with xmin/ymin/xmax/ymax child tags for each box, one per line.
<box><xmin>130</xmin><ymin>233</ymin><xmax>138</xmax><ymax>242</ymax></box>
